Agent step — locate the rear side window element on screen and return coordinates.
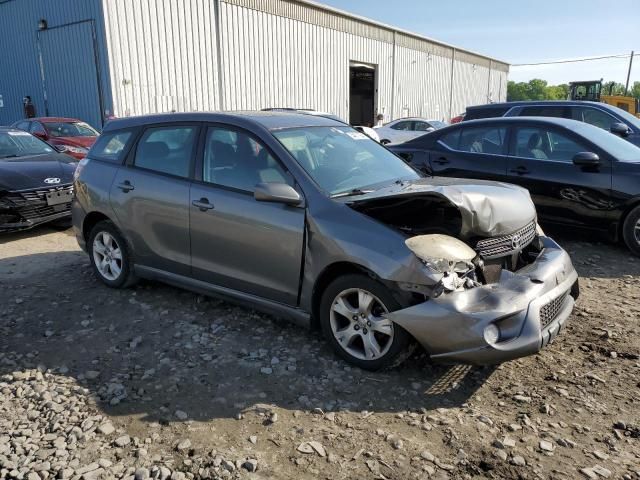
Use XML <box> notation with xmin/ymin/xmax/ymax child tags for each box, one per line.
<box><xmin>519</xmin><ymin>106</ymin><xmax>567</xmax><ymax>118</ymax></box>
<box><xmin>134</xmin><ymin>126</ymin><xmax>197</xmax><ymax>178</ymax></box>
<box><xmin>458</xmin><ymin>126</ymin><xmax>507</xmax><ymax>154</ymax></box>
<box><xmin>464</xmin><ymin>106</ymin><xmax>510</xmax><ymax>121</ymax></box>
<box><xmin>438</xmin><ymin>130</ymin><xmax>461</xmax><ymax>150</ymax></box>
<box><xmin>90</xmin><ymin>130</ymin><xmax>134</xmax><ymax>163</ymax></box>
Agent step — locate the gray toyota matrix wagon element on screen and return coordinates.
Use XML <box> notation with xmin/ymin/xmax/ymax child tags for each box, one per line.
<box><xmin>72</xmin><ymin>112</ymin><xmax>579</xmax><ymax>370</ymax></box>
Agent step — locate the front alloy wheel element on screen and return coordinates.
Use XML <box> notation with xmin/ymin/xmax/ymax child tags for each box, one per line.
<box><xmin>330</xmin><ymin>288</ymin><xmax>394</xmax><ymax>361</ymax></box>
<box><xmin>92</xmin><ymin>231</ymin><xmax>123</xmax><ymax>281</ymax></box>
<box><xmin>88</xmin><ymin>220</ymin><xmax>137</xmax><ymax>288</ymax></box>
<box><xmin>320</xmin><ymin>274</ymin><xmax>413</xmax><ymax>370</ymax></box>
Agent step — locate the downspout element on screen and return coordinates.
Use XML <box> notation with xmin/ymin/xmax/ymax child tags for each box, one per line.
<box><xmin>390</xmin><ymin>30</ymin><xmax>396</xmax><ymax>121</ymax></box>
<box><xmin>487</xmin><ymin>59</ymin><xmax>492</xmax><ymax>103</ymax></box>
<box><xmin>448</xmin><ymin>48</ymin><xmax>455</xmax><ymax>120</ymax></box>
<box><xmin>213</xmin><ymin>0</ymin><xmax>225</xmax><ymax>111</ymax></box>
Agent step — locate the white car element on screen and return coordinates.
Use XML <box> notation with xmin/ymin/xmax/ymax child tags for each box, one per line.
<box><xmin>374</xmin><ymin>118</ymin><xmax>448</xmax><ymax>145</ymax></box>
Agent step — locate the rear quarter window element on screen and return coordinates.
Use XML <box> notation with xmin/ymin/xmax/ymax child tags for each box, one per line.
<box><xmin>89</xmin><ymin>129</ymin><xmax>135</xmax><ymax>164</ymax></box>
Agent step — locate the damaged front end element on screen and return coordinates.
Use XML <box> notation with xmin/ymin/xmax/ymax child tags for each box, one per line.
<box><xmin>347</xmin><ymin>179</ymin><xmax>579</xmax><ymax>364</ymax></box>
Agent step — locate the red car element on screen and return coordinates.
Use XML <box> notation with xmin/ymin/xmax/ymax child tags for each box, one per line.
<box><xmin>11</xmin><ymin>117</ymin><xmax>99</xmax><ymax>160</ymax></box>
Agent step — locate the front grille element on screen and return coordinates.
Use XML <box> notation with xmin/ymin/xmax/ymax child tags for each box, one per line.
<box><xmin>540</xmin><ymin>292</ymin><xmax>568</xmax><ymax>328</ymax></box>
<box><xmin>475</xmin><ymin>221</ymin><xmax>537</xmax><ymax>259</ymax></box>
<box><xmin>3</xmin><ymin>184</ymin><xmax>73</xmax><ymax>221</ymax></box>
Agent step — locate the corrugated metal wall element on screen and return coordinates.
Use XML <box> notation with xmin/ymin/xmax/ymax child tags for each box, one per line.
<box><xmin>102</xmin><ymin>0</ymin><xmax>221</xmax><ymax>116</ymax></box>
<box><xmin>0</xmin><ymin>0</ymin><xmax>112</xmax><ymax>128</ymax></box>
<box><xmin>101</xmin><ymin>0</ymin><xmax>508</xmax><ymax>121</ymax></box>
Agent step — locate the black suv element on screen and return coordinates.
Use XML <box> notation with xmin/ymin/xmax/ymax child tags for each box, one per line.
<box><xmin>464</xmin><ymin>101</ymin><xmax>640</xmax><ymax>147</ymax></box>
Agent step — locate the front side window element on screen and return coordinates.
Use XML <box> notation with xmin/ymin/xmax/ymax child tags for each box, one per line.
<box><xmin>414</xmin><ymin>122</ymin><xmax>433</xmax><ymax>132</ymax></box>
<box><xmin>390</xmin><ymin>121</ymin><xmax>412</xmax><ymax>131</ymax></box>
<box><xmin>46</xmin><ymin>122</ymin><xmax>99</xmax><ymax>138</ymax></box>
<box><xmin>0</xmin><ymin>131</ymin><xmax>55</xmax><ymax>158</ymax></box>
<box><xmin>273</xmin><ymin>126</ymin><xmax>419</xmax><ymax>196</ymax></box>
<box><xmin>571</xmin><ymin>107</ymin><xmax>617</xmax><ymax>131</ymax></box>
<box><xmin>90</xmin><ymin>130</ymin><xmax>134</xmax><ymax>163</ymax></box>
<box><xmin>134</xmin><ymin>126</ymin><xmax>197</xmax><ymax>177</ymax></box>
<box><xmin>514</xmin><ymin>127</ymin><xmax>586</xmax><ymax>162</ymax></box>
<box><xmin>203</xmin><ymin>127</ymin><xmax>290</xmax><ymax>192</ymax></box>
<box><xmin>458</xmin><ymin>126</ymin><xmax>507</xmax><ymax>154</ymax></box>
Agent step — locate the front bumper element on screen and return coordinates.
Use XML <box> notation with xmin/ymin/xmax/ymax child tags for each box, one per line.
<box><xmin>0</xmin><ymin>185</ymin><xmax>73</xmax><ymax>232</ymax></box>
<box><xmin>388</xmin><ymin>236</ymin><xmax>578</xmax><ymax>365</ymax></box>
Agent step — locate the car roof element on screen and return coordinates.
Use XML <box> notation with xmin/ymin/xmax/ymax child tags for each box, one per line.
<box><xmin>102</xmin><ymin>111</ymin><xmax>345</xmax><ymax>133</ymax></box>
<box><xmin>466</xmin><ymin>100</ymin><xmax>608</xmax><ymax>111</ymax></box>
<box><xmin>0</xmin><ymin>126</ymin><xmax>24</xmax><ymax>132</ymax></box>
<box><xmin>389</xmin><ymin>117</ymin><xmax>439</xmax><ymax>122</ymax></box>
<box><xmin>29</xmin><ymin>117</ymin><xmax>83</xmax><ymax>123</ymax></box>
<box><xmin>436</xmin><ymin>116</ymin><xmax>594</xmax><ymax>130</ymax></box>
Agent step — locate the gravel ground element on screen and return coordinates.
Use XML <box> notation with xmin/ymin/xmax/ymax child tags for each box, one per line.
<box><xmin>0</xmin><ymin>226</ymin><xmax>639</xmax><ymax>480</ymax></box>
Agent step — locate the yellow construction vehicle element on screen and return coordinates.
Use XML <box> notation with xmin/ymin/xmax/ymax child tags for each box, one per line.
<box><xmin>569</xmin><ymin>80</ymin><xmax>640</xmax><ymax>118</ymax></box>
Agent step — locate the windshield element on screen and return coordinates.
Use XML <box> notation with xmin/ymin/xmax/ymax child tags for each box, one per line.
<box><xmin>608</xmin><ymin>104</ymin><xmax>640</xmax><ymax>130</ymax></box>
<box><xmin>574</xmin><ymin>122</ymin><xmax>640</xmax><ymax>162</ymax></box>
<box><xmin>45</xmin><ymin>122</ymin><xmax>98</xmax><ymax>137</ymax></box>
<box><xmin>273</xmin><ymin>126</ymin><xmax>420</xmax><ymax>195</ymax></box>
<box><xmin>0</xmin><ymin>131</ymin><xmax>55</xmax><ymax>158</ymax></box>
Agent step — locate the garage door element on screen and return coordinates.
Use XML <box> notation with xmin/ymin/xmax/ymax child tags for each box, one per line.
<box><xmin>38</xmin><ymin>21</ymin><xmax>103</xmax><ymax>129</ymax></box>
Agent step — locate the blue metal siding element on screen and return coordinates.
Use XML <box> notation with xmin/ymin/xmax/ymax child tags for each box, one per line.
<box><xmin>0</xmin><ymin>0</ymin><xmax>112</xmax><ymax>128</ymax></box>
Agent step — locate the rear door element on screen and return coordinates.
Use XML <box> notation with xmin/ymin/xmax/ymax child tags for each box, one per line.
<box><xmin>110</xmin><ymin>124</ymin><xmax>199</xmax><ymax>275</ymax></box>
<box><xmin>507</xmin><ymin>124</ymin><xmax>612</xmax><ymax>228</ymax></box>
<box><xmin>189</xmin><ymin>124</ymin><xmax>305</xmax><ymax>305</ymax></box>
<box><xmin>428</xmin><ymin>124</ymin><xmax>510</xmax><ymax>182</ymax></box>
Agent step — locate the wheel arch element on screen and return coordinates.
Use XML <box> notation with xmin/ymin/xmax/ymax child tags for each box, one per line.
<box><xmin>82</xmin><ymin>211</ymin><xmax>112</xmax><ymax>244</ymax></box>
<box><xmin>617</xmin><ymin>198</ymin><xmax>640</xmax><ymax>240</ymax></box>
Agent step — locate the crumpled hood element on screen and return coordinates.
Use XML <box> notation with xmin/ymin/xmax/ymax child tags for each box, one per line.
<box><xmin>0</xmin><ymin>154</ymin><xmax>76</xmax><ymax>191</ymax></box>
<box><xmin>346</xmin><ymin>177</ymin><xmax>537</xmax><ymax>237</ymax></box>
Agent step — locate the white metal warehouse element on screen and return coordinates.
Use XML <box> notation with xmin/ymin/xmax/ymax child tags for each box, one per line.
<box><xmin>0</xmin><ymin>0</ymin><xmax>509</xmax><ymax>128</ymax></box>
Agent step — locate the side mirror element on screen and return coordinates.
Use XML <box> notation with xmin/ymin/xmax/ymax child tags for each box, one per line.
<box><xmin>610</xmin><ymin>122</ymin><xmax>630</xmax><ymax>137</ymax></box>
<box><xmin>572</xmin><ymin>152</ymin><xmax>600</xmax><ymax>167</ymax></box>
<box><xmin>254</xmin><ymin>182</ymin><xmax>302</xmax><ymax>206</ymax></box>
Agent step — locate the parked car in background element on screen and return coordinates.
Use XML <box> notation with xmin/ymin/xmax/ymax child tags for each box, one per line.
<box><xmin>261</xmin><ymin>107</ymin><xmax>380</xmax><ymax>142</ymax></box>
<box><xmin>450</xmin><ymin>113</ymin><xmax>465</xmax><ymax>124</ymax></box>
<box><xmin>73</xmin><ymin>111</ymin><xmax>577</xmax><ymax>370</ymax></box>
<box><xmin>0</xmin><ymin>127</ymin><xmax>76</xmax><ymax>231</ymax></box>
<box><xmin>464</xmin><ymin>101</ymin><xmax>640</xmax><ymax>147</ymax></box>
<box><xmin>11</xmin><ymin>117</ymin><xmax>99</xmax><ymax>159</ymax></box>
<box><xmin>389</xmin><ymin>116</ymin><xmax>640</xmax><ymax>255</ymax></box>
<box><xmin>374</xmin><ymin>118</ymin><xmax>447</xmax><ymax>145</ymax></box>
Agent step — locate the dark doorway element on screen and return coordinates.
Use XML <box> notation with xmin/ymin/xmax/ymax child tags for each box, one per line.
<box><xmin>349</xmin><ymin>63</ymin><xmax>376</xmax><ymax>126</ymax></box>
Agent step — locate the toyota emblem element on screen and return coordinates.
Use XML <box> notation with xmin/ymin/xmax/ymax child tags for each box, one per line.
<box><xmin>511</xmin><ymin>234</ymin><xmax>521</xmax><ymax>250</ymax></box>
<box><xmin>44</xmin><ymin>178</ymin><xmax>61</xmax><ymax>184</ymax></box>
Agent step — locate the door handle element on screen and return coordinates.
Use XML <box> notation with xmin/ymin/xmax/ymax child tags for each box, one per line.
<box><xmin>433</xmin><ymin>157</ymin><xmax>449</xmax><ymax>165</ymax></box>
<box><xmin>192</xmin><ymin>198</ymin><xmax>214</xmax><ymax>211</ymax></box>
<box><xmin>509</xmin><ymin>166</ymin><xmax>530</xmax><ymax>175</ymax></box>
<box><xmin>116</xmin><ymin>181</ymin><xmax>135</xmax><ymax>192</ymax></box>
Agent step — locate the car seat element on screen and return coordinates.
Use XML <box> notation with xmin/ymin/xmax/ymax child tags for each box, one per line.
<box><xmin>526</xmin><ymin>133</ymin><xmax>548</xmax><ymax>159</ymax></box>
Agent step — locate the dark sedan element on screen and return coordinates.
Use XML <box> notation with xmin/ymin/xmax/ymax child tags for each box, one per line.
<box><xmin>390</xmin><ymin>117</ymin><xmax>640</xmax><ymax>255</ymax></box>
<box><xmin>0</xmin><ymin>127</ymin><xmax>76</xmax><ymax>232</ymax></box>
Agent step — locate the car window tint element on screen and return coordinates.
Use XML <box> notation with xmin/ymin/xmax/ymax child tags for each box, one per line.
<box><xmin>90</xmin><ymin>130</ymin><xmax>134</xmax><ymax>163</ymax></box>
<box><xmin>515</xmin><ymin>127</ymin><xmax>586</xmax><ymax>162</ymax></box>
<box><xmin>520</xmin><ymin>106</ymin><xmax>566</xmax><ymax>118</ymax></box>
<box><xmin>458</xmin><ymin>126</ymin><xmax>507</xmax><ymax>154</ymax></box>
<box><xmin>438</xmin><ymin>130</ymin><xmax>461</xmax><ymax>150</ymax></box>
<box><xmin>134</xmin><ymin>126</ymin><xmax>196</xmax><ymax>177</ymax></box>
<box><xmin>29</xmin><ymin>122</ymin><xmax>46</xmax><ymax>135</ymax></box>
<box><xmin>571</xmin><ymin>107</ymin><xmax>618</xmax><ymax>130</ymax></box>
<box><xmin>414</xmin><ymin>122</ymin><xmax>432</xmax><ymax>131</ymax></box>
<box><xmin>203</xmin><ymin>127</ymin><xmax>290</xmax><ymax>192</ymax></box>
<box><xmin>16</xmin><ymin>121</ymin><xmax>30</xmax><ymax>131</ymax></box>
<box><xmin>390</xmin><ymin>121</ymin><xmax>411</xmax><ymax>131</ymax></box>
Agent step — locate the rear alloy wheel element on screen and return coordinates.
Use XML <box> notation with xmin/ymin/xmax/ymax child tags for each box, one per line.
<box><xmin>88</xmin><ymin>221</ymin><xmax>137</xmax><ymax>288</ymax></box>
<box><xmin>622</xmin><ymin>205</ymin><xmax>640</xmax><ymax>256</ymax></box>
<box><xmin>320</xmin><ymin>274</ymin><xmax>412</xmax><ymax>370</ymax></box>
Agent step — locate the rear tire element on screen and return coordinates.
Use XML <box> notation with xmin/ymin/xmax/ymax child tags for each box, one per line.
<box><xmin>319</xmin><ymin>274</ymin><xmax>413</xmax><ymax>371</ymax></box>
<box><xmin>88</xmin><ymin>220</ymin><xmax>137</xmax><ymax>288</ymax></box>
<box><xmin>622</xmin><ymin>205</ymin><xmax>640</xmax><ymax>256</ymax></box>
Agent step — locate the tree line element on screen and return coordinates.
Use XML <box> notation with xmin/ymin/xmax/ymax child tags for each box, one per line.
<box><xmin>507</xmin><ymin>79</ymin><xmax>640</xmax><ymax>101</ymax></box>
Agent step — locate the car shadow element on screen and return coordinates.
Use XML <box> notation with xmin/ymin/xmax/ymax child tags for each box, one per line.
<box><xmin>0</xmin><ymin>251</ymin><xmax>495</xmax><ymax>424</ymax></box>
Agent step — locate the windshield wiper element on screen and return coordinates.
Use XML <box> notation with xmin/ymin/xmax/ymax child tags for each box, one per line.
<box><xmin>331</xmin><ymin>188</ymin><xmax>375</xmax><ymax>198</ymax></box>
<box><xmin>0</xmin><ymin>155</ymin><xmax>19</xmax><ymax>159</ymax></box>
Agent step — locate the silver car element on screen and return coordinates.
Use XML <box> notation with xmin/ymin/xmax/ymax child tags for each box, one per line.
<box><xmin>72</xmin><ymin>112</ymin><xmax>578</xmax><ymax>370</ymax></box>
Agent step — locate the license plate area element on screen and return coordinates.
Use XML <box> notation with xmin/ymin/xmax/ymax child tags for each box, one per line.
<box><xmin>46</xmin><ymin>190</ymin><xmax>73</xmax><ymax>206</ymax></box>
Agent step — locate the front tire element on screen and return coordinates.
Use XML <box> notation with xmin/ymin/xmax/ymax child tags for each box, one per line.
<box><xmin>319</xmin><ymin>274</ymin><xmax>413</xmax><ymax>370</ymax></box>
<box><xmin>88</xmin><ymin>220</ymin><xmax>137</xmax><ymax>288</ymax></box>
<box><xmin>622</xmin><ymin>205</ymin><xmax>640</xmax><ymax>256</ymax></box>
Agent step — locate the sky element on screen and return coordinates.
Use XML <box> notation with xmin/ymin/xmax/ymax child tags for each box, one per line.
<box><xmin>320</xmin><ymin>0</ymin><xmax>639</xmax><ymax>86</ymax></box>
